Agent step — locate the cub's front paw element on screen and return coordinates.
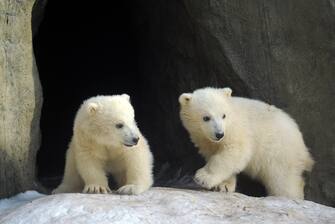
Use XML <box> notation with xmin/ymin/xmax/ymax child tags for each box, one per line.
<box><xmin>194</xmin><ymin>168</ymin><xmax>220</xmax><ymax>189</ymax></box>
<box><xmin>212</xmin><ymin>179</ymin><xmax>236</xmax><ymax>192</ymax></box>
<box><xmin>83</xmin><ymin>184</ymin><xmax>111</xmax><ymax>194</ymax></box>
<box><xmin>116</xmin><ymin>184</ymin><xmax>145</xmax><ymax>195</ymax></box>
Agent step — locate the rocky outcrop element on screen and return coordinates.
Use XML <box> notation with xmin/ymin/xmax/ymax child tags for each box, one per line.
<box><xmin>1</xmin><ymin>188</ymin><xmax>334</xmax><ymax>223</ymax></box>
<box><xmin>0</xmin><ymin>0</ymin><xmax>42</xmax><ymax>198</ymax></box>
<box><xmin>134</xmin><ymin>0</ymin><xmax>335</xmax><ymax>206</ymax></box>
<box><xmin>1</xmin><ymin>0</ymin><xmax>334</xmax><ymax>208</ymax></box>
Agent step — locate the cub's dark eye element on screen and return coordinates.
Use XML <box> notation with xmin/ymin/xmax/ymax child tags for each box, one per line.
<box><xmin>222</xmin><ymin>114</ymin><xmax>226</xmax><ymax>119</ymax></box>
<box><xmin>203</xmin><ymin>116</ymin><xmax>210</xmax><ymax>122</ymax></box>
<box><xmin>116</xmin><ymin>123</ymin><xmax>124</xmax><ymax>129</ymax></box>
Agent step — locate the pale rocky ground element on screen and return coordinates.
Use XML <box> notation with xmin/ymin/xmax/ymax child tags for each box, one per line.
<box><xmin>0</xmin><ymin>187</ymin><xmax>334</xmax><ymax>224</ymax></box>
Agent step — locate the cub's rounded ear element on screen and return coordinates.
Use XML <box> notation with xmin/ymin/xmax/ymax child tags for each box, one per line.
<box><xmin>222</xmin><ymin>87</ymin><xmax>232</xmax><ymax>97</ymax></box>
<box><xmin>121</xmin><ymin>94</ymin><xmax>130</xmax><ymax>101</ymax></box>
<box><xmin>179</xmin><ymin>93</ymin><xmax>192</xmax><ymax>105</ymax></box>
<box><xmin>87</xmin><ymin>102</ymin><xmax>99</xmax><ymax>114</ymax></box>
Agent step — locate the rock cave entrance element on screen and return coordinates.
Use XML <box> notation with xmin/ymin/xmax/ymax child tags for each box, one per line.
<box><xmin>33</xmin><ymin>0</ymin><xmax>265</xmax><ymax>196</ymax></box>
<box><xmin>33</xmin><ymin>0</ymin><xmax>142</xmax><ymax>187</ymax></box>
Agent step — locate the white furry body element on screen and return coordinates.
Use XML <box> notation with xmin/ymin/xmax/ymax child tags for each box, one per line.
<box><xmin>179</xmin><ymin>88</ymin><xmax>314</xmax><ymax>199</ymax></box>
<box><xmin>53</xmin><ymin>95</ymin><xmax>153</xmax><ymax>195</ymax></box>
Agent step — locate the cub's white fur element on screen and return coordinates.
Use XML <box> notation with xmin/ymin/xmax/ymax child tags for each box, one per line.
<box><xmin>179</xmin><ymin>87</ymin><xmax>314</xmax><ymax>199</ymax></box>
<box><xmin>53</xmin><ymin>95</ymin><xmax>153</xmax><ymax>195</ymax></box>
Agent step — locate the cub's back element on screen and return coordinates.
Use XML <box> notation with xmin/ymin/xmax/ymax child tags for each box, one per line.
<box><xmin>230</xmin><ymin>97</ymin><xmax>302</xmax><ymax>148</ymax></box>
<box><xmin>231</xmin><ymin>96</ymin><xmax>297</xmax><ymax>127</ymax></box>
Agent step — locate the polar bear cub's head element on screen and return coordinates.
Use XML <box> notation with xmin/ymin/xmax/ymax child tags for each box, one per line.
<box><xmin>75</xmin><ymin>94</ymin><xmax>140</xmax><ymax>148</ymax></box>
<box><xmin>179</xmin><ymin>87</ymin><xmax>233</xmax><ymax>142</ymax></box>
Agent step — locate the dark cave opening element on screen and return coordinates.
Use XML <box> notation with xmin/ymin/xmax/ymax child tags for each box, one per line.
<box><xmin>33</xmin><ymin>0</ymin><xmax>266</xmax><ymax>196</ymax></box>
<box><xmin>33</xmin><ymin>0</ymin><xmax>142</xmax><ymax>186</ymax></box>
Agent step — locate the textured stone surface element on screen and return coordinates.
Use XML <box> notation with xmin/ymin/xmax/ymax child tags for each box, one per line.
<box><xmin>1</xmin><ymin>188</ymin><xmax>335</xmax><ymax>224</ymax></box>
<box><xmin>0</xmin><ymin>0</ymin><xmax>42</xmax><ymax>198</ymax></box>
<box><xmin>134</xmin><ymin>0</ymin><xmax>335</xmax><ymax>206</ymax></box>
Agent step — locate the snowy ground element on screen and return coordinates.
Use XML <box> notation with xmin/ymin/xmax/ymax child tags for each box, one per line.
<box><xmin>0</xmin><ymin>187</ymin><xmax>334</xmax><ymax>224</ymax></box>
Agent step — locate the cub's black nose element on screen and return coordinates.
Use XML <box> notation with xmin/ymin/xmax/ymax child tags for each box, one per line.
<box><xmin>215</xmin><ymin>132</ymin><xmax>224</xmax><ymax>140</ymax></box>
<box><xmin>132</xmin><ymin>137</ymin><xmax>139</xmax><ymax>144</ymax></box>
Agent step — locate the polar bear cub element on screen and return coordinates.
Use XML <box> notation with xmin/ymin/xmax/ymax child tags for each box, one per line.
<box><xmin>53</xmin><ymin>94</ymin><xmax>153</xmax><ymax>195</ymax></box>
<box><xmin>179</xmin><ymin>87</ymin><xmax>314</xmax><ymax>199</ymax></box>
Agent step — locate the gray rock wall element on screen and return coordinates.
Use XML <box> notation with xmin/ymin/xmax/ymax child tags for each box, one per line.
<box><xmin>134</xmin><ymin>0</ymin><xmax>335</xmax><ymax>206</ymax></box>
<box><xmin>0</xmin><ymin>0</ymin><xmax>42</xmax><ymax>198</ymax></box>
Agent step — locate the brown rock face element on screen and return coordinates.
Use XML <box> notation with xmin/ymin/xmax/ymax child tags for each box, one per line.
<box><xmin>0</xmin><ymin>0</ymin><xmax>42</xmax><ymax>198</ymax></box>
